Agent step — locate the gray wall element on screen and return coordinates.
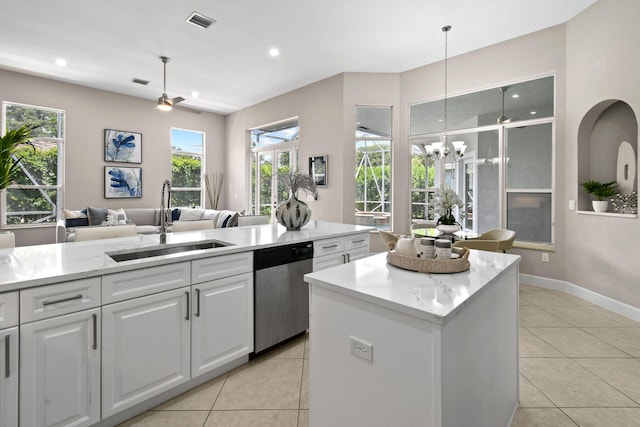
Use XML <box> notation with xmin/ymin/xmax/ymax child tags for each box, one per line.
<box><xmin>0</xmin><ymin>69</ymin><xmax>225</xmax><ymax>246</ymax></box>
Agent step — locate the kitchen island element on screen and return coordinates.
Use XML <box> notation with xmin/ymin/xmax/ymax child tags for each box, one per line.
<box><xmin>304</xmin><ymin>250</ymin><xmax>520</xmax><ymax>427</ymax></box>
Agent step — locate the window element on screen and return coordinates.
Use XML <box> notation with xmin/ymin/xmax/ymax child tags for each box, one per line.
<box><xmin>2</xmin><ymin>102</ymin><xmax>64</xmax><ymax>226</ymax></box>
<box><xmin>355</xmin><ymin>106</ymin><xmax>392</xmax><ymax>230</ymax></box>
<box><xmin>171</xmin><ymin>128</ymin><xmax>204</xmax><ymax>207</ymax></box>
<box><xmin>250</xmin><ymin>120</ymin><xmax>299</xmax><ymax>218</ymax></box>
<box><xmin>409</xmin><ymin>76</ymin><xmax>555</xmax><ymax>246</ymax></box>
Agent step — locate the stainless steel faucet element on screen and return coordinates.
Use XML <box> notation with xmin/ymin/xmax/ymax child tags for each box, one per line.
<box><xmin>160</xmin><ymin>179</ymin><xmax>172</xmax><ymax>244</ymax></box>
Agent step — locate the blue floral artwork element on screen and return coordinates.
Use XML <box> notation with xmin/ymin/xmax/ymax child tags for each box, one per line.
<box><xmin>105</xmin><ymin>167</ymin><xmax>142</xmax><ymax>198</ymax></box>
<box><xmin>104</xmin><ymin>129</ymin><xmax>142</xmax><ymax>163</ymax></box>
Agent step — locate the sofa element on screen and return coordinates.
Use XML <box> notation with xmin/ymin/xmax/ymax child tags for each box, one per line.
<box><xmin>57</xmin><ymin>207</ymin><xmax>240</xmax><ymax>243</ymax></box>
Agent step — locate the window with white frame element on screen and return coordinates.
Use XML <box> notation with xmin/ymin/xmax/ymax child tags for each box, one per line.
<box><xmin>2</xmin><ymin>102</ymin><xmax>64</xmax><ymax>226</ymax></box>
<box><xmin>355</xmin><ymin>106</ymin><xmax>392</xmax><ymax>230</ymax></box>
<box><xmin>409</xmin><ymin>76</ymin><xmax>555</xmax><ymax>246</ymax></box>
<box><xmin>171</xmin><ymin>128</ymin><xmax>204</xmax><ymax>207</ymax></box>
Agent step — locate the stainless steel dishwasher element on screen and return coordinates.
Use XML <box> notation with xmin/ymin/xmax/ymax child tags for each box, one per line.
<box><xmin>253</xmin><ymin>241</ymin><xmax>313</xmax><ymax>354</ymax></box>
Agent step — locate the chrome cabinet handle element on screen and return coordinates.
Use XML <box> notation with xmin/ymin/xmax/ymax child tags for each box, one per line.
<box><xmin>352</xmin><ymin>239</ymin><xmax>366</xmax><ymax>243</ymax></box>
<box><xmin>185</xmin><ymin>291</ymin><xmax>190</xmax><ymax>321</ymax></box>
<box><xmin>92</xmin><ymin>314</ymin><xmax>97</xmax><ymax>350</ymax></box>
<box><xmin>42</xmin><ymin>294</ymin><xmax>83</xmax><ymax>306</ymax></box>
<box><xmin>195</xmin><ymin>289</ymin><xmax>201</xmax><ymax>317</ymax></box>
<box><xmin>4</xmin><ymin>334</ymin><xmax>9</xmax><ymax>378</ymax></box>
<box><xmin>346</xmin><ymin>253</ymin><xmax>351</xmax><ymax>263</ymax></box>
<box><xmin>322</xmin><ymin>244</ymin><xmax>339</xmax><ymax>249</ymax></box>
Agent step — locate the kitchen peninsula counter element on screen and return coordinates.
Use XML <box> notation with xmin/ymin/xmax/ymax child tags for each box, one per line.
<box><xmin>304</xmin><ymin>250</ymin><xmax>520</xmax><ymax>427</ymax></box>
<box><xmin>0</xmin><ymin>221</ymin><xmax>371</xmax><ymax>292</ymax></box>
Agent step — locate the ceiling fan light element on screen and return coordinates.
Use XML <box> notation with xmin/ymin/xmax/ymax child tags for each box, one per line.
<box><xmin>157</xmin><ymin>100</ymin><xmax>172</xmax><ymax>111</ymax></box>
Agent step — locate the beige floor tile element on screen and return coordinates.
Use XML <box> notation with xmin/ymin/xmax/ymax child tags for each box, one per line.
<box><xmin>298</xmin><ymin>410</ymin><xmax>309</xmax><ymax>427</ymax></box>
<box><xmin>153</xmin><ymin>375</ymin><xmax>226</xmax><ymax>411</ymax></box>
<box><xmin>527</xmin><ymin>327</ymin><xmax>629</xmax><ymax>357</ymax></box>
<box><xmin>205</xmin><ymin>410</ymin><xmax>298</xmax><ymax>427</ymax></box>
<box><xmin>582</xmin><ymin>327</ymin><xmax>640</xmax><ymax>357</ymax></box>
<box><xmin>562</xmin><ymin>408</ymin><xmax>640</xmax><ymax>427</ymax></box>
<box><xmin>545</xmin><ymin>290</ymin><xmax>594</xmax><ymax>306</ymax></box>
<box><xmin>300</xmin><ymin>359</ymin><xmax>309</xmax><ymax>410</ymax></box>
<box><xmin>117</xmin><ymin>410</ymin><xmax>209</xmax><ymax>427</ymax></box>
<box><xmin>519</xmin><ymin>374</ymin><xmax>555</xmax><ymax>407</ymax></box>
<box><xmin>520</xmin><ymin>306</ymin><xmax>573</xmax><ymax>327</ymax></box>
<box><xmin>519</xmin><ymin>291</ymin><xmax>573</xmax><ymax>307</ymax></box>
<box><xmin>510</xmin><ymin>408</ymin><xmax>578</xmax><ymax>427</ymax></box>
<box><xmin>519</xmin><ymin>327</ymin><xmax>565</xmax><ymax>357</ymax></box>
<box><xmin>263</xmin><ymin>335</ymin><xmax>306</xmax><ymax>359</ymax></box>
<box><xmin>583</xmin><ymin>306</ymin><xmax>640</xmax><ymax>327</ymax></box>
<box><xmin>519</xmin><ymin>284</ymin><xmax>546</xmax><ymax>293</ymax></box>
<box><xmin>575</xmin><ymin>358</ymin><xmax>640</xmax><ymax>404</ymax></box>
<box><xmin>304</xmin><ymin>334</ymin><xmax>310</xmax><ymax>359</ymax></box>
<box><xmin>213</xmin><ymin>358</ymin><xmax>303</xmax><ymax>410</ymax></box>
<box><xmin>544</xmin><ymin>306</ymin><xmax>628</xmax><ymax>327</ymax></box>
<box><xmin>520</xmin><ymin>358</ymin><xmax>637</xmax><ymax>407</ymax></box>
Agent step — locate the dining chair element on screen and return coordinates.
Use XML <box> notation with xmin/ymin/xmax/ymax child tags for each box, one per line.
<box><xmin>452</xmin><ymin>228</ymin><xmax>516</xmax><ymax>253</ymax></box>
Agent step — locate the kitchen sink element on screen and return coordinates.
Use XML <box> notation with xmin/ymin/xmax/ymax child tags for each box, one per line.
<box><xmin>107</xmin><ymin>240</ymin><xmax>232</xmax><ymax>262</ymax></box>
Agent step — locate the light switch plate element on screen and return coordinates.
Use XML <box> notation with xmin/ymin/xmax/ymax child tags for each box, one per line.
<box><xmin>568</xmin><ymin>200</ymin><xmax>576</xmax><ymax>211</ymax></box>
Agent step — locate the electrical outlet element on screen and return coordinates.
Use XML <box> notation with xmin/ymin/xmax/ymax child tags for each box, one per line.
<box><xmin>541</xmin><ymin>252</ymin><xmax>549</xmax><ymax>263</ymax></box>
<box><xmin>568</xmin><ymin>200</ymin><xmax>576</xmax><ymax>211</ymax></box>
<box><xmin>349</xmin><ymin>336</ymin><xmax>373</xmax><ymax>362</ymax></box>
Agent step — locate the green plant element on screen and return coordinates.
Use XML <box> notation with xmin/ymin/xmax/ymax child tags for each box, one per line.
<box><xmin>581</xmin><ymin>180</ymin><xmax>618</xmax><ymax>201</ymax></box>
<box><xmin>0</xmin><ymin>126</ymin><xmax>35</xmax><ymax>191</ymax></box>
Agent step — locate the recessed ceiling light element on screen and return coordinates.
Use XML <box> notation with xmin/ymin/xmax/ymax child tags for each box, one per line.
<box><xmin>55</xmin><ymin>58</ymin><xmax>67</xmax><ymax>67</ymax></box>
<box><xmin>268</xmin><ymin>47</ymin><xmax>280</xmax><ymax>57</ymax></box>
<box><xmin>530</xmin><ymin>111</ymin><xmax>537</xmax><ymax>115</ymax></box>
<box><xmin>511</xmin><ymin>93</ymin><xmax>519</xmax><ymax>98</ymax></box>
<box><xmin>191</xmin><ymin>91</ymin><xmax>199</xmax><ymax>98</ymax></box>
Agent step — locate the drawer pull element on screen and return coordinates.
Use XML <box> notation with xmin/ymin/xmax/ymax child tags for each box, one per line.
<box><xmin>92</xmin><ymin>314</ymin><xmax>98</xmax><ymax>350</ymax></box>
<box><xmin>195</xmin><ymin>289</ymin><xmax>201</xmax><ymax>317</ymax></box>
<box><xmin>42</xmin><ymin>294</ymin><xmax>83</xmax><ymax>306</ymax></box>
<box><xmin>322</xmin><ymin>244</ymin><xmax>339</xmax><ymax>249</ymax></box>
<box><xmin>4</xmin><ymin>334</ymin><xmax>9</xmax><ymax>378</ymax></box>
<box><xmin>185</xmin><ymin>291</ymin><xmax>190</xmax><ymax>321</ymax></box>
<box><xmin>351</xmin><ymin>239</ymin><xmax>366</xmax><ymax>243</ymax></box>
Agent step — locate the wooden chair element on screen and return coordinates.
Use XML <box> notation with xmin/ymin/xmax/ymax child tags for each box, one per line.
<box><xmin>74</xmin><ymin>225</ymin><xmax>137</xmax><ymax>242</ymax></box>
<box><xmin>453</xmin><ymin>229</ymin><xmax>516</xmax><ymax>253</ymax></box>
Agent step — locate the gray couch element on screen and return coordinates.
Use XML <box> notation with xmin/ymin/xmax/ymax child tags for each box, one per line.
<box><xmin>57</xmin><ymin>207</ymin><xmax>239</xmax><ymax>243</ymax></box>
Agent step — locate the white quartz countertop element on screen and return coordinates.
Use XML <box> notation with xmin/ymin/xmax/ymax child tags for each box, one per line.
<box><xmin>304</xmin><ymin>250</ymin><xmax>520</xmax><ymax>325</ymax></box>
<box><xmin>0</xmin><ymin>221</ymin><xmax>372</xmax><ymax>292</ymax></box>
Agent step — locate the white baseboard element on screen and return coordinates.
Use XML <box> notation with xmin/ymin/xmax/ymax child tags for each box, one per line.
<box><xmin>520</xmin><ymin>274</ymin><xmax>640</xmax><ymax>322</ymax></box>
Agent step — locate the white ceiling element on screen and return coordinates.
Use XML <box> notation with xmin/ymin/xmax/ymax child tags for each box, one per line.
<box><xmin>0</xmin><ymin>0</ymin><xmax>596</xmax><ymax>115</ymax></box>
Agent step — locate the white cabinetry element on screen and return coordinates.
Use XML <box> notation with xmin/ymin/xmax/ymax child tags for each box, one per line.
<box><xmin>0</xmin><ymin>291</ymin><xmax>19</xmax><ymax>427</ymax></box>
<box><xmin>313</xmin><ymin>232</ymin><xmax>370</xmax><ymax>271</ymax></box>
<box><xmin>20</xmin><ymin>308</ymin><xmax>101</xmax><ymax>427</ymax></box>
<box><xmin>102</xmin><ymin>282</ymin><xmax>190</xmax><ymax>418</ymax></box>
<box><xmin>191</xmin><ymin>272</ymin><xmax>253</xmax><ymax>377</ymax></box>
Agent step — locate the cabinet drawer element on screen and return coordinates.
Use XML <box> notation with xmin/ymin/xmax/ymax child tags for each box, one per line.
<box><xmin>192</xmin><ymin>252</ymin><xmax>253</xmax><ymax>285</ymax></box>
<box><xmin>314</xmin><ymin>237</ymin><xmax>345</xmax><ymax>257</ymax></box>
<box><xmin>20</xmin><ymin>278</ymin><xmax>101</xmax><ymax>323</ymax></box>
<box><xmin>0</xmin><ymin>291</ymin><xmax>19</xmax><ymax>328</ymax></box>
<box><xmin>313</xmin><ymin>253</ymin><xmax>345</xmax><ymax>272</ymax></box>
<box><xmin>345</xmin><ymin>233</ymin><xmax>370</xmax><ymax>251</ymax></box>
<box><xmin>102</xmin><ymin>262</ymin><xmax>190</xmax><ymax>304</ymax></box>
<box><xmin>347</xmin><ymin>246</ymin><xmax>370</xmax><ymax>262</ymax></box>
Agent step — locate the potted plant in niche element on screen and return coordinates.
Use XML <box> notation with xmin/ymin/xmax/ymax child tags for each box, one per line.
<box><xmin>0</xmin><ymin>125</ymin><xmax>34</xmax><ymax>238</ymax></box>
<box><xmin>431</xmin><ymin>186</ymin><xmax>464</xmax><ymax>233</ymax></box>
<box><xmin>276</xmin><ymin>170</ymin><xmax>318</xmax><ymax>230</ymax></box>
<box><xmin>581</xmin><ymin>180</ymin><xmax>618</xmax><ymax>212</ymax></box>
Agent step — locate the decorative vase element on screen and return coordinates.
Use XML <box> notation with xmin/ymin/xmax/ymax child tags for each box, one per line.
<box><xmin>592</xmin><ymin>200</ymin><xmax>608</xmax><ymax>213</ymax></box>
<box><xmin>276</xmin><ymin>196</ymin><xmax>312</xmax><ymax>231</ymax></box>
<box><xmin>436</xmin><ymin>224</ymin><xmax>461</xmax><ymax>234</ymax></box>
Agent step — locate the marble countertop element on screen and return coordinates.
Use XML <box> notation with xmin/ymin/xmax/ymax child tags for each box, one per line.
<box><xmin>0</xmin><ymin>221</ymin><xmax>372</xmax><ymax>292</ymax></box>
<box><xmin>304</xmin><ymin>250</ymin><xmax>520</xmax><ymax>325</ymax></box>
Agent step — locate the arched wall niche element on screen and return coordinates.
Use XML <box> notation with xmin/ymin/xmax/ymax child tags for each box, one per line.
<box><xmin>577</xmin><ymin>100</ymin><xmax>638</xmax><ymax>212</ymax></box>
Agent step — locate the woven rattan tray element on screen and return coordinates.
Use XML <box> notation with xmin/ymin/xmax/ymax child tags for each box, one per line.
<box><xmin>387</xmin><ymin>246</ymin><xmax>470</xmax><ymax>274</ymax></box>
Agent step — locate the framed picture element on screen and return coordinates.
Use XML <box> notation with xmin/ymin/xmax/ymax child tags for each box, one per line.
<box><xmin>309</xmin><ymin>155</ymin><xmax>328</xmax><ymax>187</ymax></box>
<box><xmin>104</xmin><ymin>129</ymin><xmax>142</xmax><ymax>163</ymax></box>
<box><xmin>104</xmin><ymin>166</ymin><xmax>142</xmax><ymax>198</ymax></box>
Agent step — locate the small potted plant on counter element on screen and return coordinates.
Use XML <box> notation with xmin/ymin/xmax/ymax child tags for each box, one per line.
<box><xmin>581</xmin><ymin>180</ymin><xmax>618</xmax><ymax>212</ymax></box>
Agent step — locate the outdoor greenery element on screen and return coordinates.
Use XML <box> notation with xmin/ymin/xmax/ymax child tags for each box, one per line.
<box><xmin>355</xmin><ymin>142</ymin><xmax>391</xmax><ymax>213</ymax></box>
<box><xmin>171</xmin><ymin>153</ymin><xmax>202</xmax><ymax>207</ymax></box>
<box><xmin>410</xmin><ymin>154</ymin><xmax>436</xmax><ymax>219</ymax></box>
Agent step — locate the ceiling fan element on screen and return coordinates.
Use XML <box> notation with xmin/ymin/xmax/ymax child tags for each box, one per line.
<box><xmin>157</xmin><ymin>56</ymin><xmax>184</xmax><ymax>111</ymax></box>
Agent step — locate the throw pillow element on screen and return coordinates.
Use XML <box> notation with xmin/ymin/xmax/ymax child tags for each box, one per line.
<box><xmin>87</xmin><ymin>207</ymin><xmax>109</xmax><ymax>226</ymax></box>
<box><xmin>178</xmin><ymin>208</ymin><xmax>204</xmax><ymax>221</ymax></box>
<box><xmin>215</xmin><ymin>210</ymin><xmax>238</xmax><ymax>228</ymax></box>
<box><xmin>117</xmin><ymin>208</ymin><xmax>128</xmax><ymax>224</ymax></box>
<box><xmin>66</xmin><ymin>217</ymin><xmax>89</xmax><ymax>228</ymax></box>
<box><xmin>221</xmin><ymin>212</ymin><xmax>240</xmax><ymax>228</ymax></box>
<box><xmin>63</xmin><ymin>208</ymin><xmax>87</xmax><ymax>219</ymax></box>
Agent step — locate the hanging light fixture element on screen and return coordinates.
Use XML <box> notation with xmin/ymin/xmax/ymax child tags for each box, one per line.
<box><xmin>497</xmin><ymin>86</ymin><xmax>511</xmax><ymax>124</ymax></box>
<box><xmin>426</xmin><ymin>25</ymin><xmax>466</xmax><ymax>162</ymax></box>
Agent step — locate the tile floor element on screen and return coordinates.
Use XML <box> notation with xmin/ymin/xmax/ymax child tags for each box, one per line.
<box><xmin>120</xmin><ymin>284</ymin><xmax>640</xmax><ymax>427</ymax></box>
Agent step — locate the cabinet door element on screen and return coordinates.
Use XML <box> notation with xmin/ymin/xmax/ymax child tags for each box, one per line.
<box><xmin>192</xmin><ymin>273</ymin><xmax>253</xmax><ymax>377</ymax></box>
<box><xmin>20</xmin><ymin>309</ymin><xmax>100</xmax><ymax>427</ymax></box>
<box><xmin>102</xmin><ymin>287</ymin><xmax>190</xmax><ymax>418</ymax></box>
<box><xmin>0</xmin><ymin>327</ymin><xmax>18</xmax><ymax>427</ymax></box>
<box><xmin>346</xmin><ymin>246</ymin><xmax>370</xmax><ymax>263</ymax></box>
<box><xmin>313</xmin><ymin>253</ymin><xmax>345</xmax><ymax>272</ymax></box>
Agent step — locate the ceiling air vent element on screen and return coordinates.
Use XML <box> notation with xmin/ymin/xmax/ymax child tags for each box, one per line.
<box><xmin>131</xmin><ymin>78</ymin><xmax>150</xmax><ymax>85</ymax></box>
<box><xmin>186</xmin><ymin>12</ymin><xmax>216</xmax><ymax>29</ymax></box>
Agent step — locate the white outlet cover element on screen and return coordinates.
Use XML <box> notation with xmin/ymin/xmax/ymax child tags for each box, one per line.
<box><xmin>349</xmin><ymin>336</ymin><xmax>373</xmax><ymax>362</ymax></box>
